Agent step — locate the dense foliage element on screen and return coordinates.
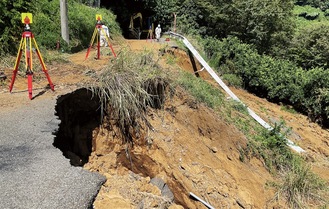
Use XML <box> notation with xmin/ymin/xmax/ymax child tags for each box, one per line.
<box><xmin>203</xmin><ymin>36</ymin><xmax>329</xmax><ymax>126</ymax></box>
<box><xmin>0</xmin><ymin>0</ymin><xmax>120</xmax><ymax>54</ymax></box>
<box><xmin>295</xmin><ymin>0</ymin><xmax>329</xmax><ymax>10</ymax></box>
<box><xmin>0</xmin><ymin>0</ymin><xmax>32</xmax><ymax>55</ymax></box>
<box><xmin>143</xmin><ymin>0</ymin><xmax>295</xmax><ymax>55</ymax></box>
<box><xmin>287</xmin><ymin>22</ymin><xmax>329</xmax><ymax>70</ymax></box>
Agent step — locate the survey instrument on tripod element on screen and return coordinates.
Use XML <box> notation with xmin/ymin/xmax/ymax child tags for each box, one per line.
<box><xmin>9</xmin><ymin>13</ymin><xmax>54</xmax><ymax>100</ymax></box>
<box><xmin>85</xmin><ymin>14</ymin><xmax>116</xmax><ymax>60</ymax></box>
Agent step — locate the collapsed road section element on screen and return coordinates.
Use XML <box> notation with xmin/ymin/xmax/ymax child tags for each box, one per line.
<box><xmin>0</xmin><ymin>94</ymin><xmax>105</xmax><ymax>209</ymax></box>
<box><xmin>53</xmin><ymin>88</ymin><xmax>102</xmax><ymax>166</ymax></box>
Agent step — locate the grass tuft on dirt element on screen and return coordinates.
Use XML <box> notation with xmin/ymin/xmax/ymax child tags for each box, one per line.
<box><xmin>89</xmin><ymin>49</ymin><xmax>171</xmax><ymax>144</ymax></box>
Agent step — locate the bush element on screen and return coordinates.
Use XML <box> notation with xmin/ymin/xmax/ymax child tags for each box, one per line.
<box><xmin>200</xmin><ymin>35</ymin><xmax>329</xmax><ymax>127</ymax></box>
<box><xmin>243</xmin><ymin>122</ymin><xmax>293</xmax><ymax>172</ymax></box>
<box><xmin>0</xmin><ymin>1</ymin><xmax>121</xmax><ymax>54</ymax></box>
<box><xmin>288</xmin><ymin>22</ymin><xmax>329</xmax><ymax>70</ymax></box>
<box><xmin>302</xmin><ymin>68</ymin><xmax>329</xmax><ymax>125</ymax></box>
<box><xmin>0</xmin><ymin>1</ymin><xmax>33</xmax><ymax>55</ymax></box>
<box><xmin>30</xmin><ymin>0</ymin><xmax>120</xmax><ymax>53</ymax></box>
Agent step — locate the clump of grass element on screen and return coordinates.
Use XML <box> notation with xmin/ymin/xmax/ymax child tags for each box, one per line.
<box><xmin>240</xmin><ymin>121</ymin><xmax>329</xmax><ymax>207</ymax></box>
<box><xmin>176</xmin><ymin>71</ymin><xmax>224</xmax><ymax>109</ymax></box>
<box><xmin>89</xmin><ymin>49</ymin><xmax>170</xmax><ymax>144</ymax></box>
<box><xmin>165</xmin><ymin>53</ymin><xmax>178</xmax><ymax>65</ymax></box>
<box><xmin>231</xmin><ymin>100</ymin><xmax>248</xmax><ymax>115</ymax></box>
<box><xmin>241</xmin><ymin>121</ymin><xmax>294</xmax><ymax>172</ymax></box>
<box><xmin>92</xmin><ymin>68</ymin><xmax>151</xmax><ymax>143</ymax></box>
<box><xmin>273</xmin><ymin>158</ymin><xmax>328</xmax><ymax>208</ymax></box>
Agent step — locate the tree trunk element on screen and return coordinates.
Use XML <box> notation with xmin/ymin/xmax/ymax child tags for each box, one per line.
<box><xmin>60</xmin><ymin>0</ymin><xmax>69</xmax><ymax>44</ymax></box>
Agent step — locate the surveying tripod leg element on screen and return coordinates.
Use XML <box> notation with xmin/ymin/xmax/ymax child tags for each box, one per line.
<box><xmin>33</xmin><ymin>37</ymin><xmax>54</xmax><ymax>91</ymax></box>
<box><xmin>97</xmin><ymin>31</ymin><xmax>100</xmax><ymax>59</ymax></box>
<box><xmin>26</xmin><ymin>36</ymin><xmax>34</xmax><ymax>99</ymax></box>
<box><xmin>85</xmin><ymin>27</ymin><xmax>98</xmax><ymax>60</ymax></box>
<box><xmin>9</xmin><ymin>37</ymin><xmax>24</xmax><ymax>92</ymax></box>
<box><xmin>27</xmin><ymin>71</ymin><xmax>33</xmax><ymax>99</ymax></box>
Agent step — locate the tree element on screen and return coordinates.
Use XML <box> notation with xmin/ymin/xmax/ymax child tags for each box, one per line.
<box><xmin>288</xmin><ymin>22</ymin><xmax>329</xmax><ymax>70</ymax></box>
<box><xmin>60</xmin><ymin>0</ymin><xmax>69</xmax><ymax>44</ymax></box>
<box><xmin>145</xmin><ymin>0</ymin><xmax>178</xmax><ymax>31</ymax></box>
<box><xmin>295</xmin><ymin>0</ymin><xmax>329</xmax><ymax>10</ymax></box>
<box><xmin>0</xmin><ymin>0</ymin><xmax>32</xmax><ymax>55</ymax></box>
<box><xmin>195</xmin><ymin>0</ymin><xmax>295</xmax><ymax>55</ymax></box>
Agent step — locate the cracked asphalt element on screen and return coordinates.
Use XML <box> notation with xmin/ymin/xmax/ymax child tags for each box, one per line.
<box><xmin>0</xmin><ymin>95</ymin><xmax>105</xmax><ymax>209</ymax></box>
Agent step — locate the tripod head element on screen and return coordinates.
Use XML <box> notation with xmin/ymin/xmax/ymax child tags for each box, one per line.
<box><xmin>96</xmin><ymin>14</ymin><xmax>103</xmax><ymax>26</ymax></box>
<box><xmin>21</xmin><ymin>13</ymin><xmax>32</xmax><ymax>31</ymax></box>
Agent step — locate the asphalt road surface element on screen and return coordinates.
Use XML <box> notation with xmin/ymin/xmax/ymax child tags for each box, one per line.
<box><xmin>0</xmin><ymin>96</ymin><xmax>105</xmax><ymax>209</ymax></box>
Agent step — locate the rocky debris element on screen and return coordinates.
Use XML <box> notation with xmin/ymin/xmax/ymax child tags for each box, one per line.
<box><xmin>150</xmin><ymin>177</ymin><xmax>175</xmax><ymax>202</ymax></box>
<box><xmin>211</xmin><ymin>146</ymin><xmax>218</xmax><ymax>153</ymax></box>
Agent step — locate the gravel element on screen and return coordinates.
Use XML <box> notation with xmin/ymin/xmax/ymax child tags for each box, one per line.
<box><xmin>0</xmin><ymin>95</ymin><xmax>105</xmax><ymax>209</ymax></box>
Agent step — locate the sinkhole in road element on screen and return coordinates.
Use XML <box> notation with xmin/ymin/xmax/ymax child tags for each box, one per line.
<box><xmin>53</xmin><ymin>88</ymin><xmax>102</xmax><ymax>166</ymax></box>
<box><xmin>52</xmin><ymin>86</ymin><xmax>190</xmax><ymax>207</ymax></box>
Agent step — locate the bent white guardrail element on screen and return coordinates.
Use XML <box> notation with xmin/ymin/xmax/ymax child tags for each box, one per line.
<box><xmin>169</xmin><ymin>32</ymin><xmax>304</xmax><ymax>153</ymax></box>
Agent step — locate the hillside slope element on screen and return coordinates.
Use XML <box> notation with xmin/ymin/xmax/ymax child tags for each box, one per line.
<box><xmin>0</xmin><ymin>39</ymin><xmax>328</xmax><ymax>208</ymax></box>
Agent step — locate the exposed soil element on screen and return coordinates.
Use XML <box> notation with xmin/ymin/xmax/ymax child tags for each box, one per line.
<box><xmin>0</xmin><ymin>38</ymin><xmax>328</xmax><ymax>208</ymax></box>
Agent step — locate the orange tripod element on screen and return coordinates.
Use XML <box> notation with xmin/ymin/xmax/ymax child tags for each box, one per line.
<box><xmin>9</xmin><ymin>21</ymin><xmax>54</xmax><ymax>99</ymax></box>
<box><xmin>85</xmin><ymin>20</ymin><xmax>116</xmax><ymax>60</ymax></box>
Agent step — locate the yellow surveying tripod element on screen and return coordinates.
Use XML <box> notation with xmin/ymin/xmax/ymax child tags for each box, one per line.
<box><xmin>9</xmin><ymin>13</ymin><xmax>54</xmax><ymax>99</ymax></box>
<box><xmin>85</xmin><ymin>14</ymin><xmax>116</xmax><ymax>60</ymax></box>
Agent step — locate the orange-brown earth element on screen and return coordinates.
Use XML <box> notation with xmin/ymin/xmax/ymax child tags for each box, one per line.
<box><xmin>0</xmin><ymin>38</ymin><xmax>328</xmax><ymax>208</ymax></box>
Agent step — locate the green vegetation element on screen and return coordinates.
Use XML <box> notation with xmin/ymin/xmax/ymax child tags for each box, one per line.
<box><xmin>244</xmin><ymin>122</ymin><xmax>294</xmax><ymax>172</ymax></box>
<box><xmin>179</xmin><ymin>0</ymin><xmax>295</xmax><ymax>55</ymax></box>
<box><xmin>288</xmin><ymin>22</ymin><xmax>329</xmax><ymax>70</ymax></box>
<box><xmin>33</xmin><ymin>0</ymin><xmax>120</xmax><ymax>53</ymax></box>
<box><xmin>200</xmin><ymin>35</ymin><xmax>329</xmax><ymax>127</ymax></box>
<box><xmin>176</xmin><ymin>70</ymin><xmax>329</xmax><ymax>207</ymax></box>
<box><xmin>1</xmin><ymin>1</ymin><xmax>329</xmax><ymax>207</ymax></box>
<box><xmin>89</xmin><ymin>49</ymin><xmax>170</xmax><ymax>144</ymax></box>
<box><xmin>274</xmin><ymin>159</ymin><xmax>328</xmax><ymax>208</ymax></box>
<box><xmin>0</xmin><ymin>0</ymin><xmax>121</xmax><ymax>55</ymax></box>
<box><xmin>0</xmin><ymin>0</ymin><xmax>32</xmax><ymax>55</ymax></box>
<box><xmin>176</xmin><ymin>71</ymin><xmax>224</xmax><ymax>109</ymax></box>
<box><xmin>295</xmin><ymin>0</ymin><xmax>329</xmax><ymax>11</ymax></box>
<box><xmin>294</xmin><ymin>5</ymin><xmax>324</xmax><ymax>28</ymax></box>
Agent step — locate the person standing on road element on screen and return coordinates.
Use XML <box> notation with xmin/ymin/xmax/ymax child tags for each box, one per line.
<box><xmin>155</xmin><ymin>24</ymin><xmax>161</xmax><ymax>42</ymax></box>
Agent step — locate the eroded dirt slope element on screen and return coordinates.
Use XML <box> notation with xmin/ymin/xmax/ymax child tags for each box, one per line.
<box><xmin>172</xmin><ymin>47</ymin><xmax>329</xmax><ymax>182</ymax></box>
<box><xmin>86</xmin><ymin>88</ymin><xmax>281</xmax><ymax>208</ymax></box>
<box><xmin>0</xmin><ymin>39</ymin><xmax>328</xmax><ymax>208</ymax></box>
